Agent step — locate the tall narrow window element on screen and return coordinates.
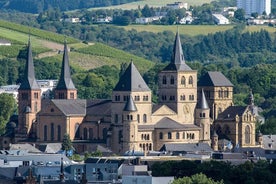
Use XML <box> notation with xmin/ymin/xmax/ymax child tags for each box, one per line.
<box><xmin>89</xmin><ymin>128</ymin><xmax>93</xmax><ymax>140</ymax></box>
<box><xmin>181</xmin><ymin>76</ymin><xmax>186</xmax><ymax>85</ymax></box>
<box><xmin>176</xmin><ymin>132</ymin><xmax>180</xmax><ymax>139</ymax></box>
<box><xmin>143</xmin><ymin>114</ymin><xmax>147</xmax><ymax>123</ymax></box>
<box><xmin>57</xmin><ymin>125</ymin><xmax>61</xmax><ymax>141</ymax></box>
<box><xmin>245</xmin><ymin>125</ymin><xmax>250</xmax><ymax>144</ymax></box>
<box><xmin>162</xmin><ymin>76</ymin><xmax>167</xmax><ymax>84</ymax></box>
<box><xmin>44</xmin><ymin>125</ymin><xmax>47</xmax><ymax>141</ymax></box>
<box><xmin>168</xmin><ymin>132</ymin><xmax>172</xmax><ymax>139</ymax></box>
<box><xmin>75</xmin><ymin>123</ymin><xmax>80</xmax><ymax>138</ymax></box>
<box><xmin>170</xmin><ymin>76</ymin><xmax>174</xmax><ymax>85</ymax></box>
<box><xmin>34</xmin><ymin>92</ymin><xmax>39</xmax><ymax>99</ymax></box>
<box><xmin>51</xmin><ymin>123</ymin><xmax>54</xmax><ymax>141</ymax></box>
<box><xmin>189</xmin><ymin>76</ymin><xmax>193</xmax><ymax>85</ymax></box>
<box><xmin>159</xmin><ymin>132</ymin><xmax>163</xmax><ymax>139</ymax></box>
<box><xmin>83</xmin><ymin>128</ymin><xmax>88</xmax><ymax>140</ymax></box>
<box><xmin>137</xmin><ymin>114</ymin><xmax>140</xmax><ymax>123</ymax></box>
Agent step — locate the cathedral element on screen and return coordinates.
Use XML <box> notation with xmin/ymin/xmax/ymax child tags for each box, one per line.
<box><xmin>1</xmin><ymin>32</ymin><xmax>258</xmax><ymax>154</ymax></box>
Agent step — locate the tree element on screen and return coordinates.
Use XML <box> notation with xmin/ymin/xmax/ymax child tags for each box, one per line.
<box><xmin>62</xmin><ymin>133</ymin><xmax>73</xmax><ymax>156</ymax></box>
<box><xmin>172</xmin><ymin>173</ymin><xmax>224</xmax><ymax>184</ymax></box>
<box><xmin>234</xmin><ymin>9</ymin><xmax>245</xmax><ymax>22</ymax></box>
<box><xmin>0</xmin><ymin>93</ymin><xmax>16</xmax><ymax>135</ymax></box>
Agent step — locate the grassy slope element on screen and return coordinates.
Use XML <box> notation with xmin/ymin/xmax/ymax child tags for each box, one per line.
<box><xmin>0</xmin><ymin>21</ymin><xmax>153</xmax><ymax>72</ymax></box>
<box><xmin>121</xmin><ymin>24</ymin><xmax>276</xmax><ymax>36</ymax></box>
<box><xmin>91</xmin><ymin>0</ymin><xmax>214</xmax><ymax>10</ymax></box>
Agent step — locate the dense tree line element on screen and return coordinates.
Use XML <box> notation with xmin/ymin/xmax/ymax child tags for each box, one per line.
<box><xmin>151</xmin><ymin>160</ymin><xmax>276</xmax><ymax>184</ymax></box>
<box><xmin>0</xmin><ymin>0</ymin><xmax>139</xmax><ymax>13</ymax></box>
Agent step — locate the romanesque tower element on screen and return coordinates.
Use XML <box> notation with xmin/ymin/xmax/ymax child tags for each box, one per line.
<box><xmin>54</xmin><ymin>42</ymin><xmax>77</xmax><ymax>99</ymax></box>
<box><xmin>122</xmin><ymin>96</ymin><xmax>138</xmax><ymax>153</ymax></box>
<box><xmin>195</xmin><ymin>89</ymin><xmax>211</xmax><ymax>142</ymax></box>
<box><xmin>111</xmin><ymin>62</ymin><xmax>152</xmax><ymax>154</ymax></box>
<box><xmin>17</xmin><ymin>39</ymin><xmax>41</xmax><ymax>138</ymax></box>
<box><xmin>158</xmin><ymin>32</ymin><xmax>197</xmax><ymax>123</ymax></box>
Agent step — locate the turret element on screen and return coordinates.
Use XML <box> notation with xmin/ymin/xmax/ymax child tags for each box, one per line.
<box><xmin>195</xmin><ymin>89</ymin><xmax>211</xmax><ymax>142</ymax></box>
<box><xmin>122</xmin><ymin>96</ymin><xmax>138</xmax><ymax>153</ymax></box>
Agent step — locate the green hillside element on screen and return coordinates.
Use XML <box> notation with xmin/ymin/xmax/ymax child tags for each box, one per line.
<box><xmin>0</xmin><ymin>20</ymin><xmax>153</xmax><ymax>73</ymax></box>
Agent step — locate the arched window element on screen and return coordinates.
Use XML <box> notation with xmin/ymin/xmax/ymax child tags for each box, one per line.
<box><xmin>170</xmin><ymin>76</ymin><xmax>174</xmax><ymax>85</ymax></box>
<box><xmin>188</xmin><ymin>76</ymin><xmax>193</xmax><ymax>85</ymax></box>
<box><xmin>137</xmin><ymin>114</ymin><xmax>140</xmax><ymax>123</ymax></box>
<box><xmin>75</xmin><ymin>123</ymin><xmax>80</xmax><ymax>138</ymax></box>
<box><xmin>176</xmin><ymin>132</ymin><xmax>180</xmax><ymax>139</ymax></box>
<box><xmin>83</xmin><ymin>128</ymin><xmax>88</xmax><ymax>140</ymax></box>
<box><xmin>162</xmin><ymin>76</ymin><xmax>167</xmax><ymax>84</ymax></box>
<box><xmin>115</xmin><ymin>114</ymin><xmax>118</xmax><ymax>123</ymax></box>
<box><xmin>89</xmin><ymin>128</ymin><xmax>93</xmax><ymax>140</ymax></box>
<box><xmin>103</xmin><ymin>128</ymin><xmax>107</xmax><ymax>141</ymax></box>
<box><xmin>57</xmin><ymin>125</ymin><xmax>61</xmax><ymax>141</ymax></box>
<box><xmin>183</xmin><ymin>132</ymin><xmax>185</xmax><ymax>139</ymax></box>
<box><xmin>51</xmin><ymin>123</ymin><xmax>54</xmax><ymax>141</ymax></box>
<box><xmin>141</xmin><ymin>134</ymin><xmax>144</xmax><ymax>140</ymax></box>
<box><xmin>149</xmin><ymin>143</ymin><xmax>152</xmax><ymax>151</ymax></box>
<box><xmin>147</xmin><ymin>134</ymin><xmax>150</xmax><ymax>140</ymax></box>
<box><xmin>245</xmin><ymin>125</ymin><xmax>250</xmax><ymax>144</ymax></box>
<box><xmin>181</xmin><ymin>76</ymin><xmax>186</xmax><ymax>85</ymax></box>
<box><xmin>180</xmin><ymin>95</ymin><xmax>185</xmax><ymax>101</ymax></box>
<box><xmin>159</xmin><ymin>132</ymin><xmax>163</xmax><ymax>139</ymax></box>
<box><xmin>168</xmin><ymin>132</ymin><xmax>172</xmax><ymax>139</ymax></box>
<box><xmin>143</xmin><ymin>114</ymin><xmax>147</xmax><ymax>123</ymax></box>
<box><xmin>44</xmin><ymin>125</ymin><xmax>47</xmax><ymax>141</ymax></box>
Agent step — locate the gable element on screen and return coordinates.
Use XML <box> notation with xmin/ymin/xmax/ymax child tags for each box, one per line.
<box><xmin>152</xmin><ymin>104</ymin><xmax>176</xmax><ymax>116</ymax></box>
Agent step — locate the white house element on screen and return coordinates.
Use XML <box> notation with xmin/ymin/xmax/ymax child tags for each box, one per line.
<box><xmin>0</xmin><ymin>39</ymin><xmax>11</xmax><ymax>46</ymax></box>
<box><xmin>212</xmin><ymin>14</ymin><xmax>230</xmax><ymax>25</ymax></box>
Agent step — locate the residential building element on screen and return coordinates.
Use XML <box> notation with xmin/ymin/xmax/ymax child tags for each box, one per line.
<box><xmin>237</xmin><ymin>0</ymin><xmax>271</xmax><ymax>16</ymax></box>
<box><xmin>212</xmin><ymin>14</ymin><xmax>230</xmax><ymax>25</ymax></box>
<box><xmin>167</xmin><ymin>2</ymin><xmax>188</xmax><ymax>10</ymax></box>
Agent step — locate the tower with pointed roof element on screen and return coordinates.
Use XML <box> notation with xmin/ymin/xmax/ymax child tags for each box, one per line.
<box><xmin>158</xmin><ymin>31</ymin><xmax>197</xmax><ymax>123</ymax></box>
<box><xmin>195</xmin><ymin>89</ymin><xmax>211</xmax><ymax>142</ymax></box>
<box><xmin>54</xmin><ymin>42</ymin><xmax>77</xmax><ymax>100</ymax></box>
<box><xmin>111</xmin><ymin>61</ymin><xmax>152</xmax><ymax>154</ymax></box>
<box><xmin>122</xmin><ymin>96</ymin><xmax>139</xmax><ymax>153</ymax></box>
<box><xmin>17</xmin><ymin>39</ymin><xmax>41</xmax><ymax>138</ymax></box>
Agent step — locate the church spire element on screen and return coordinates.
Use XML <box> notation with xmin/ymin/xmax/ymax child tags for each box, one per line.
<box><xmin>163</xmin><ymin>31</ymin><xmax>192</xmax><ymax>71</ymax></box>
<box><xmin>55</xmin><ymin>41</ymin><xmax>76</xmax><ymax>90</ymax></box>
<box><xmin>19</xmin><ymin>38</ymin><xmax>40</xmax><ymax>90</ymax></box>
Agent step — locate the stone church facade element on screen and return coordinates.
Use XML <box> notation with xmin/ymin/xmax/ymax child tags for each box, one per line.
<box><xmin>1</xmin><ymin>33</ymin><xmax>258</xmax><ymax>154</ymax></box>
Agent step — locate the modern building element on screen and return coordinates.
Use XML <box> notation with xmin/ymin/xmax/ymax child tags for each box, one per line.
<box><xmin>1</xmin><ymin>32</ymin><xmax>258</xmax><ymax>155</ymax></box>
<box><xmin>212</xmin><ymin>14</ymin><xmax>230</xmax><ymax>25</ymax></box>
<box><xmin>237</xmin><ymin>0</ymin><xmax>271</xmax><ymax>16</ymax></box>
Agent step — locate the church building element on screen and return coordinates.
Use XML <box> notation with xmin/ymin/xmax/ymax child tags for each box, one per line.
<box><xmin>1</xmin><ymin>32</ymin><xmax>258</xmax><ymax>154</ymax></box>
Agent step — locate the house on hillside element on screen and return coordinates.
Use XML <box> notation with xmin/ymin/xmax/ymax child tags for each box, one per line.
<box><xmin>0</xmin><ymin>39</ymin><xmax>11</xmax><ymax>46</ymax></box>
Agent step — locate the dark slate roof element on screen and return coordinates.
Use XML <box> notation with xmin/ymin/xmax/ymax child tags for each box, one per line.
<box><xmin>55</xmin><ymin>42</ymin><xmax>76</xmax><ymax>90</ymax></box>
<box><xmin>19</xmin><ymin>39</ymin><xmax>40</xmax><ymax>90</ymax></box>
<box><xmin>160</xmin><ymin>143</ymin><xmax>212</xmax><ymax>152</ymax></box>
<box><xmin>52</xmin><ymin>99</ymin><xmax>86</xmax><ymax>116</ymax></box>
<box><xmin>198</xmin><ymin>71</ymin><xmax>233</xmax><ymax>87</ymax></box>
<box><xmin>196</xmin><ymin>89</ymin><xmax>209</xmax><ymax>109</ymax></box>
<box><xmin>113</xmin><ymin>62</ymin><xmax>150</xmax><ymax>92</ymax></box>
<box><xmin>86</xmin><ymin>99</ymin><xmax>112</xmax><ymax>116</ymax></box>
<box><xmin>163</xmin><ymin>31</ymin><xmax>192</xmax><ymax>71</ymax></box>
<box><xmin>124</xmin><ymin>96</ymin><xmax>137</xmax><ymax>112</ymax></box>
<box><xmin>152</xmin><ymin>104</ymin><xmax>163</xmax><ymax>113</ymax></box>
<box><xmin>155</xmin><ymin>117</ymin><xmax>200</xmax><ymax>130</ymax></box>
<box><xmin>217</xmin><ymin>106</ymin><xmax>248</xmax><ymax>120</ymax></box>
